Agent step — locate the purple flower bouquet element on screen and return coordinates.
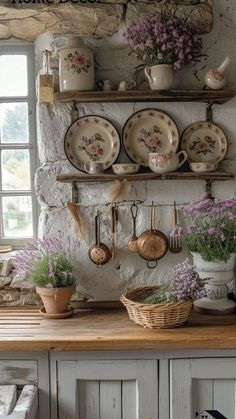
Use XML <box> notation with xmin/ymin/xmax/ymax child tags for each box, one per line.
<box><xmin>182</xmin><ymin>194</ymin><xmax>236</xmax><ymax>262</ymax></box>
<box><xmin>123</xmin><ymin>13</ymin><xmax>203</xmax><ymax>70</ymax></box>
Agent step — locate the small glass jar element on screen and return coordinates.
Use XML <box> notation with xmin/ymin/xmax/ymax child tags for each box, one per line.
<box><xmin>37</xmin><ymin>49</ymin><xmax>54</xmax><ymax>104</ymax></box>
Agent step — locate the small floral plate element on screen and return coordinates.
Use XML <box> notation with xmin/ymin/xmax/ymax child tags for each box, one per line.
<box><xmin>181</xmin><ymin>121</ymin><xmax>228</xmax><ymax>163</ymax></box>
<box><xmin>122</xmin><ymin>108</ymin><xmax>180</xmax><ymax>167</ymax></box>
<box><xmin>64</xmin><ymin>115</ymin><xmax>120</xmax><ymax>172</ymax></box>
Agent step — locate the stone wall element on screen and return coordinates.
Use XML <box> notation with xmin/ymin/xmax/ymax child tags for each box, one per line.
<box><xmin>1</xmin><ymin>0</ymin><xmax>236</xmax><ymax>304</ymax></box>
<box><xmin>0</xmin><ymin>1</ymin><xmax>213</xmax><ymax>41</ymax></box>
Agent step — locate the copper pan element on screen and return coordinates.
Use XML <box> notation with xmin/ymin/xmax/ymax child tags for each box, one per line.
<box><xmin>137</xmin><ymin>202</ymin><xmax>168</xmax><ymax>269</ymax></box>
<box><xmin>89</xmin><ymin>213</ymin><xmax>111</xmax><ymax>265</ymax></box>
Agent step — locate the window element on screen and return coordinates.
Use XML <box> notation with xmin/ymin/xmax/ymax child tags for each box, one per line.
<box><xmin>0</xmin><ymin>44</ymin><xmax>38</xmax><ymax>247</ymax></box>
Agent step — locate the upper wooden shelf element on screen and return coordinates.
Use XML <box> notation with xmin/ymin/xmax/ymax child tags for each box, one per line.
<box><xmin>54</xmin><ymin>89</ymin><xmax>235</xmax><ymax>104</ymax></box>
<box><xmin>56</xmin><ymin>171</ymin><xmax>235</xmax><ymax>183</ymax></box>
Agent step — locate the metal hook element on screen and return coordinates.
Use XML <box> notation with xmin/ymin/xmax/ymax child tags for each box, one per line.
<box><xmin>206</xmin><ymin>102</ymin><xmax>213</xmax><ymax>123</ymax></box>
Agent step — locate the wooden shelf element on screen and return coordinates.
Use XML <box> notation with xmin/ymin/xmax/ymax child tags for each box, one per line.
<box><xmin>57</xmin><ymin>171</ymin><xmax>235</xmax><ymax>183</ymax></box>
<box><xmin>54</xmin><ymin>89</ymin><xmax>235</xmax><ymax>104</ymax></box>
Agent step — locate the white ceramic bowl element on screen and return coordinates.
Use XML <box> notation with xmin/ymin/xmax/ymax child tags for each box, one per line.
<box><xmin>190</xmin><ymin>161</ymin><xmax>218</xmax><ymax>172</ymax></box>
<box><xmin>112</xmin><ymin>163</ymin><xmax>140</xmax><ymax>175</ymax></box>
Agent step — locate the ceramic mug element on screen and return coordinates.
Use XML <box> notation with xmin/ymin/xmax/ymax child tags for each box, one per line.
<box><xmin>84</xmin><ymin>161</ymin><xmax>105</xmax><ymax>174</ymax></box>
<box><xmin>149</xmin><ymin>151</ymin><xmax>188</xmax><ymax>174</ymax></box>
<box><xmin>96</xmin><ymin>80</ymin><xmax>114</xmax><ymax>91</ymax></box>
<box><xmin>118</xmin><ymin>80</ymin><xmax>136</xmax><ymax>91</ymax></box>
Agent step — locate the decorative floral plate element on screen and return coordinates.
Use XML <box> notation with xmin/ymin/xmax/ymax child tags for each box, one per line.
<box><xmin>64</xmin><ymin>115</ymin><xmax>120</xmax><ymax>172</ymax></box>
<box><xmin>181</xmin><ymin>121</ymin><xmax>228</xmax><ymax>163</ymax></box>
<box><xmin>122</xmin><ymin>109</ymin><xmax>180</xmax><ymax>167</ymax></box>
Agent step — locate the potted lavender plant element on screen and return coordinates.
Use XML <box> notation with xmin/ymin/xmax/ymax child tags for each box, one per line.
<box><xmin>123</xmin><ymin>13</ymin><xmax>203</xmax><ymax>90</ymax></box>
<box><xmin>182</xmin><ymin>195</ymin><xmax>236</xmax><ymax>314</ymax></box>
<box><xmin>13</xmin><ymin>236</ymin><xmax>76</xmax><ymax>317</ymax></box>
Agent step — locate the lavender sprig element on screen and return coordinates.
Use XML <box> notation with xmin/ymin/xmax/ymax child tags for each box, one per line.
<box><xmin>143</xmin><ymin>260</ymin><xmax>206</xmax><ymax>304</ymax></box>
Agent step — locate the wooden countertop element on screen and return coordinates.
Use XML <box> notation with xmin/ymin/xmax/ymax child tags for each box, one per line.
<box><xmin>1</xmin><ymin>307</ymin><xmax>236</xmax><ymax>352</ymax></box>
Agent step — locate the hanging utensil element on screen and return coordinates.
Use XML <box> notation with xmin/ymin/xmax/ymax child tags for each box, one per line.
<box><xmin>89</xmin><ymin>212</ymin><xmax>111</xmax><ymax>265</ymax></box>
<box><xmin>128</xmin><ymin>203</ymin><xmax>139</xmax><ymax>253</ymax></box>
<box><xmin>136</xmin><ymin>202</ymin><xmax>168</xmax><ymax>269</ymax></box>
<box><xmin>67</xmin><ymin>201</ymin><xmax>86</xmax><ymax>240</ymax></box>
<box><xmin>169</xmin><ymin>201</ymin><xmax>182</xmax><ymax>254</ymax></box>
<box><xmin>111</xmin><ymin>204</ymin><xmax>118</xmax><ymax>260</ymax></box>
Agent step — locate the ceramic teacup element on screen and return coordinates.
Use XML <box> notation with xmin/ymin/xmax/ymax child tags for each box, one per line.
<box><xmin>84</xmin><ymin>161</ymin><xmax>105</xmax><ymax>174</ymax></box>
<box><xmin>190</xmin><ymin>161</ymin><xmax>218</xmax><ymax>172</ymax></box>
<box><xmin>96</xmin><ymin>80</ymin><xmax>114</xmax><ymax>91</ymax></box>
<box><xmin>118</xmin><ymin>80</ymin><xmax>136</xmax><ymax>91</ymax></box>
<box><xmin>112</xmin><ymin>163</ymin><xmax>140</xmax><ymax>175</ymax></box>
<box><xmin>149</xmin><ymin>151</ymin><xmax>188</xmax><ymax>174</ymax></box>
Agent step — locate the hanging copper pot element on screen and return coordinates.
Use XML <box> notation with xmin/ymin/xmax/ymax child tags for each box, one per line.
<box><xmin>136</xmin><ymin>202</ymin><xmax>168</xmax><ymax>269</ymax></box>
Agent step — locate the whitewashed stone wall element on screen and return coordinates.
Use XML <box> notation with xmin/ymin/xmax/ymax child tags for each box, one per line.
<box><xmin>31</xmin><ymin>0</ymin><xmax>236</xmax><ymax>302</ymax></box>
<box><xmin>0</xmin><ymin>1</ymin><xmax>213</xmax><ymax>41</ymax></box>
<box><xmin>1</xmin><ymin>1</ymin><xmax>236</xmax><ymax>305</ymax></box>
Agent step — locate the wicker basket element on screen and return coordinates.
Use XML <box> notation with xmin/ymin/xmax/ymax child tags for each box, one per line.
<box><xmin>120</xmin><ymin>286</ymin><xmax>193</xmax><ymax>329</ymax></box>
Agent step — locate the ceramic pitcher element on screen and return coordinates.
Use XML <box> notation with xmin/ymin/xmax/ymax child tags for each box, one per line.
<box><xmin>149</xmin><ymin>151</ymin><xmax>187</xmax><ymax>174</ymax></box>
<box><xmin>144</xmin><ymin>64</ymin><xmax>174</xmax><ymax>90</ymax></box>
<box><xmin>59</xmin><ymin>37</ymin><xmax>94</xmax><ymax>92</ymax></box>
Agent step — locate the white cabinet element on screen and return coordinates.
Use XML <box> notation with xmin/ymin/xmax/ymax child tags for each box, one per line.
<box><xmin>0</xmin><ymin>353</ymin><xmax>50</xmax><ymax>419</ymax></box>
<box><xmin>170</xmin><ymin>358</ymin><xmax>236</xmax><ymax>419</ymax></box>
<box><xmin>51</xmin><ymin>358</ymin><xmax>158</xmax><ymax>419</ymax></box>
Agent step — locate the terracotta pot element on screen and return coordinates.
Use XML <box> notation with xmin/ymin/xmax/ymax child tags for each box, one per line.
<box><xmin>36</xmin><ymin>285</ymin><xmax>75</xmax><ymax>314</ymax></box>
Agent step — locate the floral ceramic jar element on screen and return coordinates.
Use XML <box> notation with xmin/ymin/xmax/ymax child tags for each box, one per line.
<box><xmin>59</xmin><ymin>37</ymin><xmax>94</xmax><ymax>92</ymax></box>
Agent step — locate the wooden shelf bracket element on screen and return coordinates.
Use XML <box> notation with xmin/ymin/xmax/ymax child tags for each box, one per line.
<box><xmin>72</xmin><ymin>182</ymin><xmax>79</xmax><ymax>203</ymax></box>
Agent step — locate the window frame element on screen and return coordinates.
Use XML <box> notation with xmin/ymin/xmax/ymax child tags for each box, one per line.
<box><xmin>0</xmin><ymin>43</ymin><xmax>38</xmax><ymax>248</ymax></box>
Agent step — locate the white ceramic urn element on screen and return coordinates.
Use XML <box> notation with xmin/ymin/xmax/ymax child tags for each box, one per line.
<box><xmin>59</xmin><ymin>37</ymin><xmax>94</xmax><ymax>92</ymax></box>
<box><xmin>192</xmin><ymin>252</ymin><xmax>236</xmax><ymax>314</ymax></box>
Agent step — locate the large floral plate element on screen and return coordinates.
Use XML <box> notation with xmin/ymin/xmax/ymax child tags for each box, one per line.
<box><xmin>122</xmin><ymin>108</ymin><xmax>179</xmax><ymax>167</ymax></box>
<box><xmin>64</xmin><ymin>115</ymin><xmax>120</xmax><ymax>172</ymax></box>
<box><xmin>181</xmin><ymin>121</ymin><xmax>228</xmax><ymax>163</ymax></box>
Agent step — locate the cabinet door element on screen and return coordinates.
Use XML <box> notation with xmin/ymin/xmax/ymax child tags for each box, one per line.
<box><xmin>57</xmin><ymin>359</ymin><xmax>158</xmax><ymax>419</ymax></box>
<box><xmin>170</xmin><ymin>358</ymin><xmax>236</xmax><ymax>419</ymax></box>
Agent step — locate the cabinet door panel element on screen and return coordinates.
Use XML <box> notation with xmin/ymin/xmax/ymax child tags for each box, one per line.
<box><xmin>170</xmin><ymin>358</ymin><xmax>236</xmax><ymax>419</ymax></box>
<box><xmin>214</xmin><ymin>379</ymin><xmax>235</xmax><ymax>419</ymax></box>
<box><xmin>77</xmin><ymin>380</ymin><xmax>99</xmax><ymax>419</ymax></box>
<box><xmin>122</xmin><ymin>380</ymin><xmax>136</xmax><ymax>419</ymax></box>
<box><xmin>100</xmin><ymin>380</ymin><xmax>121</xmax><ymax>419</ymax></box>
<box><xmin>57</xmin><ymin>360</ymin><xmax>158</xmax><ymax>419</ymax></box>
<box><xmin>192</xmin><ymin>379</ymin><xmax>213</xmax><ymax>416</ymax></box>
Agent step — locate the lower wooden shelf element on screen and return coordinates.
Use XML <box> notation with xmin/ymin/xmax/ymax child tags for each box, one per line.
<box><xmin>56</xmin><ymin>171</ymin><xmax>235</xmax><ymax>183</ymax></box>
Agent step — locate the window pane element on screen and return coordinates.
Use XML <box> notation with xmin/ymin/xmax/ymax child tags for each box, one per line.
<box><xmin>0</xmin><ymin>55</ymin><xmax>27</xmax><ymax>97</ymax></box>
<box><xmin>0</xmin><ymin>103</ymin><xmax>29</xmax><ymax>144</ymax></box>
<box><xmin>1</xmin><ymin>149</ymin><xmax>31</xmax><ymax>191</ymax></box>
<box><xmin>2</xmin><ymin>196</ymin><xmax>33</xmax><ymax>238</ymax></box>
